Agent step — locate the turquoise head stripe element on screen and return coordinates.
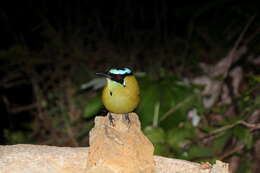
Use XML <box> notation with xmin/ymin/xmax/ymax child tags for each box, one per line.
<box><xmin>109</xmin><ymin>68</ymin><xmax>132</xmax><ymax>75</ymax></box>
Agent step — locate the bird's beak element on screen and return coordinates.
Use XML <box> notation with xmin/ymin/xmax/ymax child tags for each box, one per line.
<box><xmin>96</xmin><ymin>72</ymin><xmax>111</xmax><ymax>78</ymax></box>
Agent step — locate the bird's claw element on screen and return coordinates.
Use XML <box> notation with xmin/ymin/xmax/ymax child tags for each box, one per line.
<box><xmin>108</xmin><ymin>112</ymin><xmax>115</xmax><ymax>126</ymax></box>
<box><xmin>124</xmin><ymin>113</ymin><xmax>131</xmax><ymax>125</ymax></box>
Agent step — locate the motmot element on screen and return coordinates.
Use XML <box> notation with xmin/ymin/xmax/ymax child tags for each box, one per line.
<box><xmin>96</xmin><ymin>68</ymin><xmax>140</xmax><ymax>124</ymax></box>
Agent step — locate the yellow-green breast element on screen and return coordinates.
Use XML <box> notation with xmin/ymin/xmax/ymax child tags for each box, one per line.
<box><xmin>102</xmin><ymin>75</ymin><xmax>140</xmax><ymax>114</ymax></box>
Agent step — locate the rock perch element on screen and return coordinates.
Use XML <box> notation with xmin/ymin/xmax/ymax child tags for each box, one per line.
<box><xmin>86</xmin><ymin>113</ymin><xmax>155</xmax><ymax>173</ymax></box>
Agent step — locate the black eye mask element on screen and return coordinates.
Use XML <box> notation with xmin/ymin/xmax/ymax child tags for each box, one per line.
<box><xmin>108</xmin><ymin>72</ymin><xmax>132</xmax><ymax>85</ymax></box>
<box><xmin>97</xmin><ymin>68</ymin><xmax>133</xmax><ymax>85</ymax></box>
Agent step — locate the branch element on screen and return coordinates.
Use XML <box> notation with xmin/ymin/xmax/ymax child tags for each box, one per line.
<box><xmin>10</xmin><ymin>104</ymin><xmax>37</xmax><ymax>114</ymax></box>
<box><xmin>209</xmin><ymin>120</ymin><xmax>260</xmax><ymax>135</ymax></box>
<box><xmin>160</xmin><ymin>95</ymin><xmax>195</xmax><ymax>122</ymax></box>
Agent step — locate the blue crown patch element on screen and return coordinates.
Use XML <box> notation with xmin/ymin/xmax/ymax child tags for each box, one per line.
<box><xmin>109</xmin><ymin>68</ymin><xmax>132</xmax><ymax>75</ymax></box>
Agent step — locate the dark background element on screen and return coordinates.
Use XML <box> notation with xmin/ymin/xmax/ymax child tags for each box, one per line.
<box><xmin>1</xmin><ymin>1</ymin><xmax>258</xmax><ymax>48</ymax></box>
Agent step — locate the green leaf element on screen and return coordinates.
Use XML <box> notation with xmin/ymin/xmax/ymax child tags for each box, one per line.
<box><xmin>248</xmin><ymin>74</ymin><xmax>260</xmax><ymax>83</ymax></box>
<box><xmin>4</xmin><ymin>130</ymin><xmax>29</xmax><ymax>144</ymax></box>
<box><xmin>153</xmin><ymin>143</ymin><xmax>169</xmax><ymax>156</ymax></box>
<box><xmin>159</xmin><ymin>82</ymin><xmax>202</xmax><ymax>128</ymax></box>
<box><xmin>236</xmin><ymin>157</ymin><xmax>252</xmax><ymax>173</ymax></box>
<box><xmin>137</xmin><ymin>79</ymin><xmax>160</xmax><ymax>126</ymax></box>
<box><xmin>145</xmin><ymin>127</ymin><xmax>169</xmax><ymax>155</ymax></box>
<box><xmin>77</xmin><ymin>121</ymin><xmax>94</xmax><ymax>139</ymax></box>
<box><xmin>83</xmin><ymin>96</ymin><xmax>102</xmax><ymax>118</ymax></box>
<box><xmin>215</xmin><ymin>117</ymin><xmax>243</xmax><ymax>126</ymax></box>
<box><xmin>137</xmin><ymin>76</ymin><xmax>203</xmax><ymax>129</ymax></box>
<box><xmin>187</xmin><ymin>131</ymin><xmax>231</xmax><ymax>159</ymax></box>
<box><xmin>188</xmin><ymin>145</ymin><xmax>213</xmax><ymax>159</ymax></box>
<box><xmin>144</xmin><ymin>126</ymin><xmax>166</xmax><ymax>144</ymax></box>
<box><xmin>233</xmin><ymin>126</ymin><xmax>253</xmax><ymax>149</ymax></box>
<box><xmin>255</xmin><ymin>96</ymin><xmax>260</xmax><ymax>106</ymax></box>
<box><xmin>211</xmin><ymin>132</ymin><xmax>231</xmax><ymax>153</ymax></box>
<box><xmin>199</xmin><ymin>126</ymin><xmax>215</xmax><ymax>132</ymax></box>
<box><xmin>167</xmin><ymin>127</ymin><xmax>194</xmax><ymax>151</ymax></box>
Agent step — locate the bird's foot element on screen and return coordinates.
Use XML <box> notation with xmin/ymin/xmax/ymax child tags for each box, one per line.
<box><xmin>123</xmin><ymin>113</ymin><xmax>131</xmax><ymax>125</ymax></box>
<box><xmin>108</xmin><ymin>112</ymin><xmax>115</xmax><ymax>126</ymax></box>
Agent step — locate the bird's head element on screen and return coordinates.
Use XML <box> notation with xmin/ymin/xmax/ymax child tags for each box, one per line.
<box><xmin>96</xmin><ymin>68</ymin><xmax>133</xmax><ymax>87</ymax></box>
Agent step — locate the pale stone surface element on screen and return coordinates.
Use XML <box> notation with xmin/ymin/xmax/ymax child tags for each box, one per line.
<box><xmin>154</xmin><ymin>156</ymin><xmax>229</xmax><ymax>173</ymax></box>
<box><xmin>154</xmin><ymin>156</ymin><xmax>207</xmax><ymax>173</ymax></box>
<box><xmin>0</xmin><ymin>144</ymin><xmax>88</xmax><ymax>173</ymax></box>
<box><xmin>86</xmin><ymin>113</ymin><xmax>155</xmax><ymax>173</ymax></box>
<box><xmin>0</xmin><ymin>145</ymin><xmax>229</xmax><ymax>173</ymax></box>
<box><xmin>211</xmin><ymin>160</ymin><xmax>230</xmax><ymax>173</ymax></box>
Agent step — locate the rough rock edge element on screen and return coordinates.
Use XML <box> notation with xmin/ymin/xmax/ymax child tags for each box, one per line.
<box><xmin>0</xmin><ymin>144</ymin><xmax>229</xmax><ymax>173</ymax></box>
<box><xmin>86</xmin><ymin>113</ymin><xmax>155</xmax><ymax>173</ymax></box>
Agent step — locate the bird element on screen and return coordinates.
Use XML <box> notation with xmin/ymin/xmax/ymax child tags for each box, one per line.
<box><xmin>96</xmin><ymin>67</ymin><xmax>140</xmax><ymax>125</ymax></box>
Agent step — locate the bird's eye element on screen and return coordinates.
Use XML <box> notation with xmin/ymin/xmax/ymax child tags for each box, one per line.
<box><xmin>110</xmin><ymin>74</ymin><xmax>124</xmax><ymax>85</ymax></box>
<box><xmin>114</xmin><ymin>74</ymin><xmax>122</xmax><ymax>80</ymax></box>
